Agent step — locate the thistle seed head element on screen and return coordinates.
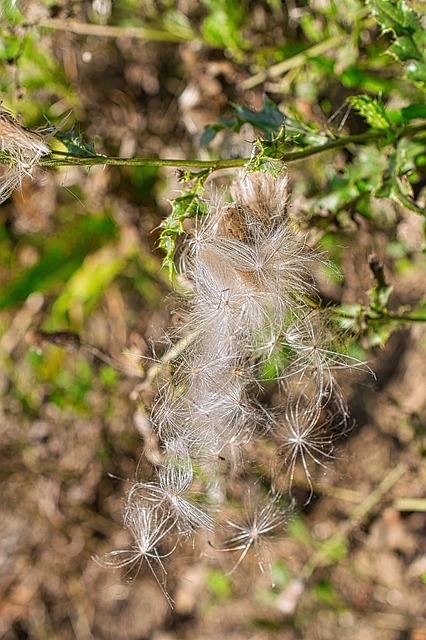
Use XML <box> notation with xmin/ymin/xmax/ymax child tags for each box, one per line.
<box><xmin>0</xmin><ymin>108</ymin><xmax>50</xmax><ymax>204</ymax></box>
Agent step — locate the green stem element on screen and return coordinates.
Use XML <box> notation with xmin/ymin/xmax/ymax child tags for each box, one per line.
<box><xmin>39</xmin><ymin>155</ymin><xmax>247</xmax><ymax>169</ymax></box>
<box><xmin>281</xmin><ymin>122</ymin><xmax>426</xmax><ymax>161</ymax></box>
<box><xmin>34</xmin><ymin>122</ymin><xmax>426</xmax><ymax>170</ymax></box>
<box><xmin>332</xmin><ymin>309</ymin><xmax>426</xmax><ymax>323</ymax></box>
<box><xmin>38</xmin><ymin>19</ymin><xmax>197</xmax><ymax>44</ymax></box>
<box><xmin>242</xmin><ymin>33</ymin><xmax>348</xmax><ymax>90</ymax></box>
<box><xmin>370</xmin><ymin>313</ymin><xmax>426</xmax><ymax>323</ymax></box>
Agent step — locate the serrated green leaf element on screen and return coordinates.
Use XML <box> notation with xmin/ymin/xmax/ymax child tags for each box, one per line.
<box><xmin>391</xmin><ymin>35</ymin><xmax>423</xmax><ymax>62</ymax></box>
<box><xmin>159</xmin><ymin>191</ymin><xmax>208</xmax><ymax>279</ymax></box>
<box><xmin>245</xmin><ymin>155</ymin><xmax>285</xmax><ymax>176</ymax></box>
<box><xmin>368</xmin><ymin>0</ymin><xmax>420</xmax><ymax>33</ymax></box>
<box><xmin>368</xmin><ymin>0</ymin><xmax>426</xmax><ymax>89</ymax></box>
<box><xmin>200</xmin><ymin>98</ymin><xmax>284</xmax><ymax>145</ymax></box>
<box><xmin>347</xmin><ymin>95</ymin><xmax>392</xmax><ymax>130</ymax></box>
<box><xmin>283</xmin><ymin>113</ymin><xmax>329</xmax><ymax>147</ymax></box>
<box><xmin>54</xmin><ymin>130</ymin><xmax>99</xmax><ymax>157</ymax></box>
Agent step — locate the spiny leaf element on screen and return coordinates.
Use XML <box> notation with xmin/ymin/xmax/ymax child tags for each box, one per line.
<box><xmin>159</xmin><ymin>191</ymin><xmax>208</xmax><ymax>279</ymax></box>
<box><xmin>368</xmin><ymin>0</ymin><xmax>420</xmax><ymax>33</ymax></box>
<box><xmin>233</xmin><ymin>96</ymin><xmax>284</xmax><ymax>137</ymax></box>
<box><xmin>368</xmin><ymin>0</ymin><xmax>426</xmax><ymax>89</ymax></box>
<box><xmin>347</xmin><ymin>95</ymin><xmax>392</xmax><ymax>130</ymax></box>
<box><xmin>54</xmin><ymin>130</ymin><xmax>100</xmax><ymax>157</ymax></box>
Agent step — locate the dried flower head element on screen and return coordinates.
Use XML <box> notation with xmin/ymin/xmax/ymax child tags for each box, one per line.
<box><xmin>93</xmin><ymin>501</ymin><xmax>176</xmax><ymax>605</ymax></box>
<box><xmin>219</xmin><ymin>491</ymin><xmax>291</xmax><ymax>582</ymax></box>
<box><xmin>100</xmin><ymin>168</ymin><xmax>355</xmax><ymax>602</ymax></box>
<box><xmin>128</xmin><ymin>454</ymin><xmax>216</xmax><ymax>536</ymax></box>
<box><xmin>273</xmin><ymin>387</ymin><xmax>342</xmax><ymax>498</ymax></box>
<box><xmin>0</xmin><ymin>108</ymin><xmax>50</xmax><ymax>204</ymax></box>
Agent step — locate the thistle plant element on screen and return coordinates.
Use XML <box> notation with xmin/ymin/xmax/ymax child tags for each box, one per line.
<box><xmin>1</xmin><ymin>97</ymin><xmax>423</xmax><ymax>606</ymax></box>
<box><xmin>0</xmin><ymin>0</ymin><xmax>424</xmax><ymax>615</ymax></box>
<box><xmin>91</xmin><ymin>167</ymin><xmax>363</xmax><ymax>603</ymax></box>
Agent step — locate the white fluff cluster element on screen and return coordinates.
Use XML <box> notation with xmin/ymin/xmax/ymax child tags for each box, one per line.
<box><xmin>0</xmin><ymin>108</ymin><xmax>50</xmax><ymax>204</ymax></box>
<box><xmin>98</xmin><ymin>170</ymin><xmax>355</xmax><ymax>599</ymax></box>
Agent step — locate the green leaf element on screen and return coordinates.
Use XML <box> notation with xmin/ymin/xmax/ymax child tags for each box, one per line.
<box><xmin>245</xmin><ymin>156</ymin><xmax>285</xmax><ymax>177</ymax></box>
<box><xmin>347</xmin><ymin>95</ymin><xmax>392</xmax><ymax>130</ymax></box>
<box><xmin>0</xmin><ymin>0</ymin><xmax>25</xmax><ymax>24</ymax></box>
<box><xmin>159</xmin><ymin>190</ymin><xmax>208</xmax><ymax>279</ymax></box>
<box><xmin>200</xmin><ymin>116</ymin><xmax>239</xmax><ymax>145</ymax></box>
<box><xmin>368</xmin><ymin>0</ymin><xmax>421</xmax><ymax>36</ymax></box>
<box><xmin>368</xmin><ymin>0</ymin><xmax>426</xmax><ymax>89</ymax></box>
<box><xmin>283</xmin><ymin>113</ymin><xmax>329</xmax><ymax>147</ymax></box>
<box><xmin>400</xmin><ymin>104</ymin><xmax>426</xmax><ymax>123</ymax></box>
<box><xmin>54</xmin><ymin>130</ymin><xmax>100</xmax><ymax>158</ymax></box>
<box><xmin>407</xmin><ymin>59</ymin><xmax>426</xmax><ymax>87</ymax></box>
<box><xmin>201</xmin><ymin>97</ymin><xmax>284</xmax><ymax>145</ymax></box>
<box><xmin>233</xmin><ymin>96</ymin><xmax>284</xmax><ymax>137</ymax></box>
<box><xmin>382</xmin><ymin>142</ymin><xmax>426</xmax><ymax>214</ymax></box>
<box><xmin>201</xmin><ymin>0</ymin><xmax>248</xmax><ymax>55</ymax></box>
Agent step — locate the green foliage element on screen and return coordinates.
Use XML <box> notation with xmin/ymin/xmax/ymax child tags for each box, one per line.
<box><xmin>159</xmin><ymin>181</ymin><xmax>209</xmax><ymax>278</ymax></box>
<box><xmin>0</xmin><ymin>1</ymin><xmax>425</xmax><ymax>631</ymax></box>
<box><xmin>205</xmin><ymin>568</ymin><xmax>233</xmax><ymax>601</ymax></box>
<box><xmin>201</xmin><ymin>96</ymin><xmax>284</xmax><ymax>145</ymax></box>
<box><xmin>368</xmin><ymin>0</ymin><xmax>426</xmax><ymax>89</ymax></box>
<box><xmin>347</xmin><ymin>95</ymin><xmax>392</xmax><ymax>130</ymax></box>
<box><xmin>0</xmin><ymin>214</ymin><xmax>117</xmax><ymax>311</ymax></box>
<box><xmin>50</xmin><ymin>239</ymin><xmax>135</xmax><ymax>326</ymax></box>
<box><xmin>200</xmin><ymin>0</ymin><xmax>249</xmax><ymax>56</ymax></box>
<box><xmin>0</xmin><ymin>0</ymin><xmax>424</xmax><ymax>360</ymax></box>
<box><xmin>0</xmin><ymin>0</ymin><xmax>25</xmax><ymax>24</ymax></box>
<box><xmin>54</xmin><ymin>129</ymin><xmax>100</xmax><ymax>158</ymax></box>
